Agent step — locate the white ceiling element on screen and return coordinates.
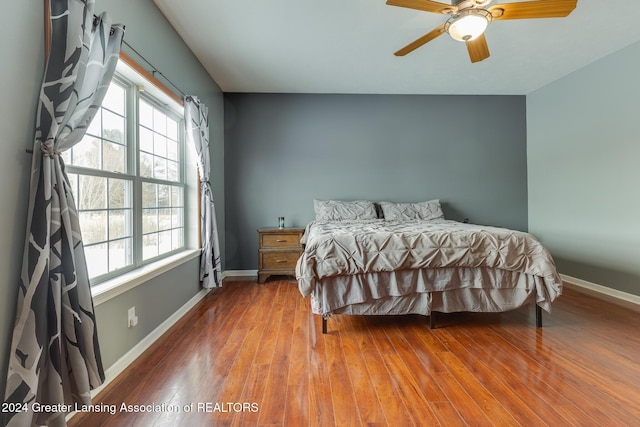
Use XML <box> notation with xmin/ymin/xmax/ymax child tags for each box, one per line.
<box><xmin>153</xmin><ymin>0</ymin><xmax>640</xmax><ymax>95</ymax></box>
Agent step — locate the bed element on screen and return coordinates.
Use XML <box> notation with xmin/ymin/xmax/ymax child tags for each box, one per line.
<box><xmin>295</xmin><ymin>199</ymin><xmax>563</xmax><ymax>333</ymax></box>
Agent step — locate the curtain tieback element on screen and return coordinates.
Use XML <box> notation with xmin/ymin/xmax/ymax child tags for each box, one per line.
<box><xmin>40</xmin><ymin>141</ymin><xmax>59</xmax><ymax>158</ymax></box>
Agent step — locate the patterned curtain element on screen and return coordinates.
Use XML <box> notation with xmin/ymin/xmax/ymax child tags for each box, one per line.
<box><xmin>3</xmin><ymin>1</ymin><xmax>124</xmax><ymax>426</ymax></box>
<box><xmin>185</xmin><ymin>97</ymin><xmax>222</xmax><ymax>288</ymax></box>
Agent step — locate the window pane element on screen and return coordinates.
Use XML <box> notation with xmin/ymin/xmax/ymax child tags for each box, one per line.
<box><xmin>167</xmin><ymin>118</ymin><xmax>178</xmax><ymax>140</ymax></box>
<box><xmin>78</xmin><ymin>175</ymin><xmax>106</xmax><ymax>210</ymax></box>
<box><xmin>103</xmin><ymin>141</ymin><xmax>126</xmax><ymax>173</ymax></box>
<box><xmin>158</xmin><ymin>185</ymin><xmax>170</xmax><ymax>207</ymax></box>
<box><xmin>85</xmin><ymin>243</ymin><xmax>108</xmax><ymax>278</ymax></box>
<box><xmin>154</xmin><ymin>157</ymin><xmax>167</xmax><ymax>180</ymax></box>
<box><xmin>102</xmin><ymin>110</ymin><xmax>125</xmax><ymax>144</ymax></box>
<box><xmin>158</xmin><ymin>230</ymin><xmax>172</xmax><ymax>255</ymax></box>
<box><xmin>140</xmin><ymin>152</ymin><xmax>153</xmax><ymax>178</ymax></box>
<box><xmin>66</xmin><ymin>81</ymin><xmax>128</xmax><ymax>176</ymax></box>
<box><xmin>109</xmin><ymin>209</ymin><xmax>131</xmax><ymax>240</ymax></box>
<box><xmin>108</xmin><ymin>178</ymin><xmax>130</xmax><ymax>209</ymax></box>
<box><xmin>171</xmin><ymin>207</ymin><xmax>183</xmax><ymax>228</ymax></box>
<box><xmin>143</xmin><ymin>233</ymin><xmax>158</xmax><ymax>260</ymax></box>
<box><xmin>170</xmin><ymin>187</ymin><xmax>181</xmax><ymax>206</ymax></box>
<box><xmin>139</xmin><ymin>100</ymin><xmax>153</xmax><ymax>128</ymax></box>
<box><xmin>142</xmin><ymin>183</ymin><xmax>156</xmax><ymax>208</ymax></box>
<box><xmin>80</xmin><ymin>211</ymin><xmax>107</xmax><ymax>245</ymax></box>
<box><xmin>167</xmin><ymin>161</ymin><xmax>178</xmax><ymax>182</ymax></box>
<box><xmin>102</xmin><ymin>83</ymin><xmax>125</xmax><ymax>115</ymax></box>
<box><xmin>74</xmin><ymin>136</ymin><xmax>101</xmax><ymax>169</ymax></box>
<box><xmin>139</xmin><ymin>127</ymin><xmax>153</xmax><ymax>153</ymax></box>
<box><xmin>153</xmin><ymin>109</ymin><xmax>166</xmax><ymax>135</ymax></box>
<box><xmin>143</xmin><ymin>209</ymin><xmax>157</xmax><ymax>234</ymax></box>
<box><xmin>167</xmin><ymin>140</ymin><xmax>178</xmax><ymax>161</ymax></box>
<box><xmin>154</xmin><ymin>134</ymin><xmax>167</xmax><ymax>158</ymax></box>
<box><xmin>109</xmin><ymin>238</ymin><xmax>132</xmax><ymax>271</ymax></box>
<box><xmin>158</xmin><ymin>208</ymin><xmax>171</xmax><ymax>231</ymax></box>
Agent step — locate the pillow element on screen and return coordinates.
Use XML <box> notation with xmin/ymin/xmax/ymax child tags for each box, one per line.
<box><xmin>313</xmin><ymin>199</ymin><xmax>378</xmax><ymax>221</ymax></box>
<box><xmin>379</xmin><ymin>200</ymin><xmax>444</xmax><ymax>221</ymax></box>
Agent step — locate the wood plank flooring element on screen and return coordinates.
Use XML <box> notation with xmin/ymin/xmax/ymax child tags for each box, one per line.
<box><xmin>69</xmin><ymin>279</ymin><xmax>640</xmax><ymax>426</ymax></box>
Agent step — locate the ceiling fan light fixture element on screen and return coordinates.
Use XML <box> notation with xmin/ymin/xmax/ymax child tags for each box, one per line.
<box><xmin>445</xmin><ymin>9</ymin><xmax>491</xmax><ymax>42</ymax></box>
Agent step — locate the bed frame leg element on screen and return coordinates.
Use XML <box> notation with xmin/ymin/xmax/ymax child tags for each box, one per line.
<box><xmin>322</xmin><ymin>317</ymin><xmax>327</xmax><ymax>334</ymax></box>
<box><xmin>535</xmin><ymin>305</ymin><xmax>542</xmax><ymax>328</ymax></box>
<box><xmin>429</xmin><ymin>312</ymin><xmax>436</xmax><ymax>330</ymax></box>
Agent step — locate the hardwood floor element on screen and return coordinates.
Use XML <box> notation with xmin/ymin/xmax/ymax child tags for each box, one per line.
<box><xmin>69</xmin><ymin>279</ymin><xmax>640</xmax><ymax>426</ymax></box>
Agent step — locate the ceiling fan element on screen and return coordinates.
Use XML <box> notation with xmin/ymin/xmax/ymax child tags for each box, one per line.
<box><xmin>387</xmin><ymin>0</ymin><xmax>578</xmax><ymax>63</ymax></box>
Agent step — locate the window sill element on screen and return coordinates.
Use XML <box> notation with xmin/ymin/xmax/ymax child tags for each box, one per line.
<box><xmin>92</xmin><ymin>249</ymin><xmax>201</xmax><ymax>306</ymax></box>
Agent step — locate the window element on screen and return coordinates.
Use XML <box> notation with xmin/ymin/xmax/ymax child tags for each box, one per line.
<box><xmin>63</xmin><ymin>61</ymin><xmax>192</xmax><ymax>284</ymax></box>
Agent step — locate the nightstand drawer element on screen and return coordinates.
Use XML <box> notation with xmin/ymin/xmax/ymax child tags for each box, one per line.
<box><xmin>260</xmin><ymin>251</ymin><xmax>301</xmax><ymax>269</ymax></box>
<box><xmin>261</xmin><ymin>233</ymin><xmax>301</xmax><ymax>248</ymax></box>
<box><xmin>257</xmin><ymin>227</ymin><xmax>305</xmax><ymax>283</ymax></box>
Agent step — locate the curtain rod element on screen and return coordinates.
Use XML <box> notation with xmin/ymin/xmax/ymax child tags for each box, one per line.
<box><xmin>26</xmin><ymin>34</ymin><xmax>191</xmax><ymax>155</ymax></box>
<box><xmin>122</xmin><ymin>40</ymin><xmax>187</xmax><ymax>99</ymax></box>
<box><xmin>90</xmin><ymin>14</ymin><xmax>188</xmax><ymax>98</ymax></box>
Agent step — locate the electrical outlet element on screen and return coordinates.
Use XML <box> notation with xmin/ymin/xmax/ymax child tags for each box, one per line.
<box><xmin>127</xmin><ymin>307</ymin><xmax>138</xmax><ymax>328</ymax></box>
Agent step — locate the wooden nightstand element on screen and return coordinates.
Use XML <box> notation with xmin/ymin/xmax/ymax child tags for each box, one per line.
<box><xmin>257</xmin><ymin>227</ymin><xmax>304</xmax><ymax>283</ymax></box>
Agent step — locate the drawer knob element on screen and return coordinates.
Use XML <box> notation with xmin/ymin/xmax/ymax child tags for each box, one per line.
<box><xmin>275</xmin><ymin>239</ymin><xmax>287</xmax><ymax>242</ymax></box>
<box><xmin>276</xmin><ymin>260</ymin><xmax>288</xmax><ymax>263</ymax></box>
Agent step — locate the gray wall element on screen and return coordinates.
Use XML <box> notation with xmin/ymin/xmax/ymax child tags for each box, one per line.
<box><xmin>0</xmin><ymin>0</ymin><xmax>224</xmax><ymax>394</ymax></box>
<box><xmin>527</xmin><ymin>41</ymin><xmax>640</xmax><ymax>296</ymax></box>
<box><xmin>224</xmin><ymin>93</ymin><xmax>528</xmax><ymax>270</ymax></box>
<box><xmin>95</xmin><ymin>258</ymin><xmax>200</xmax><ymax>369</ymax></box>
<box><xmin>0</xmin><ymin>2</ymin><xmax>45</xmax><ymax>400</ymax></box>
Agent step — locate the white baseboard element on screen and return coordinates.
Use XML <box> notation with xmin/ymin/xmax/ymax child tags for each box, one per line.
<box><xmin>92</xmin><ymin>287</ymin><xmax>210</xmax><ymax>397</ymax></box>
<box><xmin>561</xmin><ymin>274</ymin><xmax>640</xmax><ymax>313</ymax></box>
<box><xmin>222</xmin><ymin>269</ymin><xmax>257</xmax><ymax>280</ymax></box>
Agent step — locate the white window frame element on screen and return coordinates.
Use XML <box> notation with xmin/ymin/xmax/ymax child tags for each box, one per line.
<box><xmin>65</xmin><ymin>59</ymin><xmax>199</xmax><ymax>304</ymax></box>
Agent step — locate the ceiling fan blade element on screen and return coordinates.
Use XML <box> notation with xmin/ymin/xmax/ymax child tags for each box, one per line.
<box><xmin>386</xmin><ymin>0</ymin><xmax>456</xmax><ymax>14</ymax></box>
<box><xmin>490</xmin><ymin>0</ymin><xmax>577</xmax><ymax>20</ymax></box>
<box><xmin>466</xmin><ymin>33</ymin><xmax>490</xmax><ymax>63</ymax></box>
<box><xmin>394</xmin><ymin>24</ymin><xmax>446</xmax><ymax>56</ymax></box>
